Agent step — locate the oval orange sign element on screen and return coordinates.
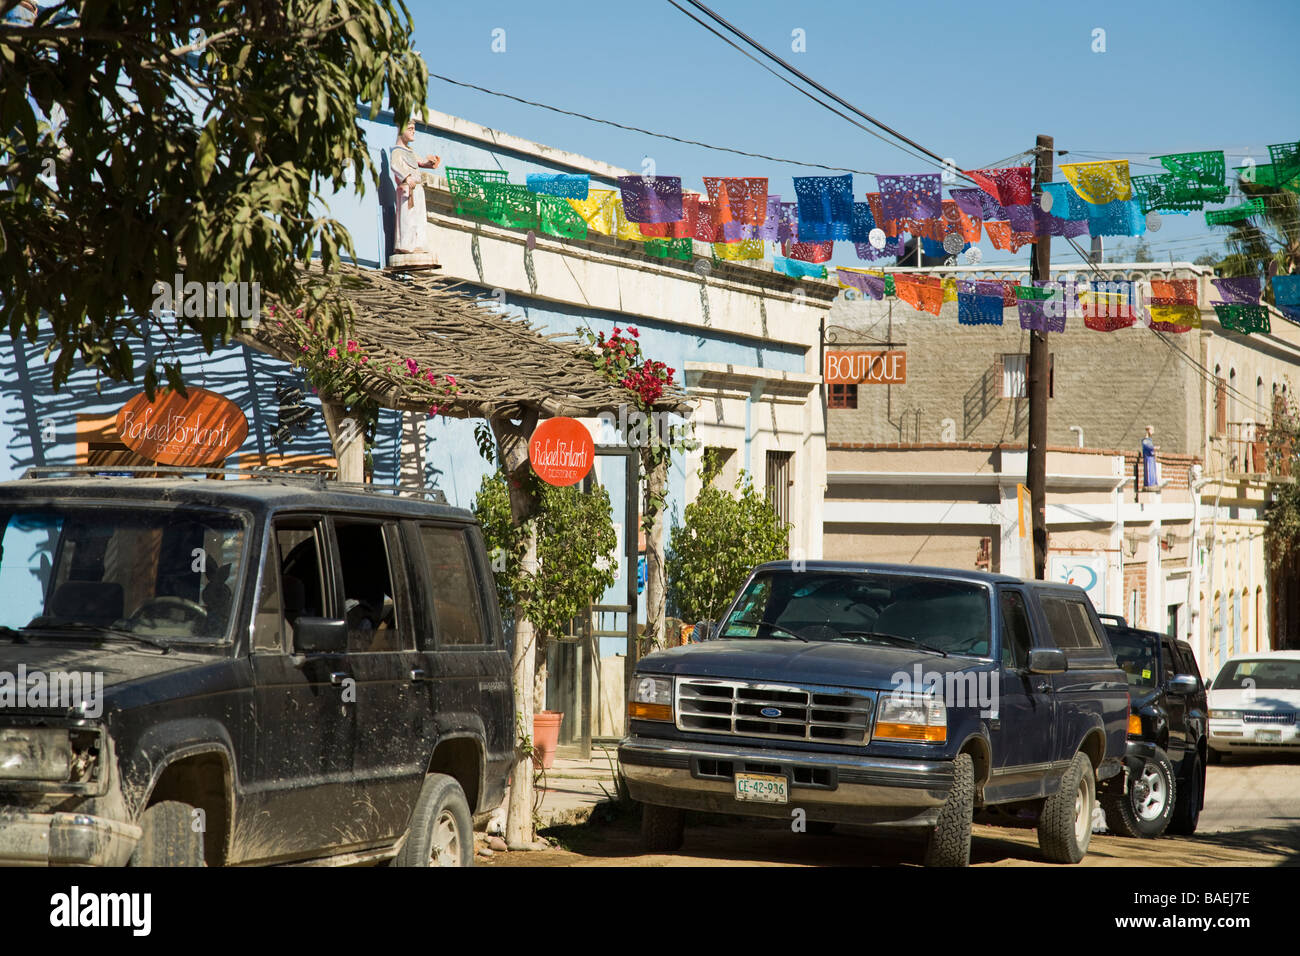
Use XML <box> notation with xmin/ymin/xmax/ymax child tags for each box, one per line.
<box><xmin>116</xmin><ymin>387</ymin><xmax>249</xmax><ymax>466</ymax></box>
<box><xmin>529</xmin><ymin>417</ymin><xmax>594</xmax><ymax>487</ymax></box>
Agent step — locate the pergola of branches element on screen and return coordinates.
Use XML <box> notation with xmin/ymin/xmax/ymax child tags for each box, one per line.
<box><xmin>243</xmin><ymin>261</ymin><xmax>687</xmax><ymax>421</ymax></box>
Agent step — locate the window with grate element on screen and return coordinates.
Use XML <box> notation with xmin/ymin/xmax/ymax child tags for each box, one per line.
<box><xmin>765</xmin><ymin>451</ymin><xmax>793</xmax><ymax>527</ymax></box>
<box><xmin>828</xmin><ymin>384</ymin><xmax>858</xmax><ymax>409</ymax></box>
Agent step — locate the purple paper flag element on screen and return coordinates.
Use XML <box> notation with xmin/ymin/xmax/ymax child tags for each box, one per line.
<box><xmin>617</xmin><ymin>175</ymin><xmax>683</xmax><ymax>223</ymax></box>
<box><xmin>1211</xmin><ymin>276</ymin><xmax>1261</xmax><ymax>305</ymax></box>
<box><xmin>839</xmin><ymin>270</ymin><xmax>887</xmax><ymax>300</ymax></box>
<box><xmin>1018</xmin><ymin>298</ymin><xmax>1066</xmax><ymax>332</ymax></box>
<box><xmin>854</xmin><ymin>234</ymin><xmax>904</xmax><ymax>260</ymax></box>
<box><xmin>949</xmin><ymin>188</ymin><xmax>986</xmax><ymax>220</ymax></box>
<box><xmin>878</xmin><ymin>174</ymin><xmax>942</xmax><ymax>222</ymax></box>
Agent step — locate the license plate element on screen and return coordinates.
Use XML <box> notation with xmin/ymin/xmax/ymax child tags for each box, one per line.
<box><xmin>734</xmin><ymin>772</ymin><xmax>788</xmax><ymax>804</ymax></box>
<box><xmin>1255</xmin><ymin>730</ymin><xmax>1282</xmax><ymax>742</ymax></box>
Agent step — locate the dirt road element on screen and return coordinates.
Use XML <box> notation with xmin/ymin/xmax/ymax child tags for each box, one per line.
<box><xmin>481</xmin><ymin>757</ymin><xmax>1300</xmax><ymax>867</ymax></box>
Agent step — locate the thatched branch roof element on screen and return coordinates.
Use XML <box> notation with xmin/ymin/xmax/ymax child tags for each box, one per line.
<box><xmin>244</xmin><ymin>262</ymin><xmax>690</xmax><ymax>421</ymax></box>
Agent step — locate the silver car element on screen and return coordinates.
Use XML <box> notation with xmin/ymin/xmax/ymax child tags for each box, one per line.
<box><xmin>1207</xmin><ymin>651</ymin><xmax>1300</xmax><ymax>761</ymax></box>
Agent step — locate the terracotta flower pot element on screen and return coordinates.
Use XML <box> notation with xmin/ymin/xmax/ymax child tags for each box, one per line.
<box><xmin>532</xmin><ymin>711</ymin><xmax>564</xmax><ymax>769</ymax></box>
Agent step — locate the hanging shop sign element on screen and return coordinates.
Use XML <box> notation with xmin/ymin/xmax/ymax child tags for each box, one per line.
<box><xmin>529</xmin><ymin>416</ymin><xmax>594</xmax><ymax>486</ymax></box>
<box><xmin>825</xmin><ymin>349</ymin><xmax>907</xmax><ymax>385</ymax></box>
<box><xmin>115</xmin><ymin>387</ymin><xmax>249</xmax><ymax>466</ymax></box>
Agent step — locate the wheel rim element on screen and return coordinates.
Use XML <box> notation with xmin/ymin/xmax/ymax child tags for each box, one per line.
<box><xmin>1074</xmin><ymin>769</ymin><xmax>1094</xmax><ymax>845</ymax></box>
<box><xmin>429</xmin><ymin>810</ymin><xmax>462</xmax><ymax>867</ymax></box>
<box><xmin>1132</xmin><ymin>762</ymin><xmax>1168</xmax><ymax>821</ymax></box>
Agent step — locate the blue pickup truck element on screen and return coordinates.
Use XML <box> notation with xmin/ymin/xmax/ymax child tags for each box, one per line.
<box><xmin>619</xmin><ymin>561</ymin><xmax>1129</xmax><ymax>866</ymax></box>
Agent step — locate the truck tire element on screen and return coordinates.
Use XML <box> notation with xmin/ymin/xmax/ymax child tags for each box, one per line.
<box><xmin>641</xmin><ymin>803</ymin><xmax>685</xmax><ymax>852</ymax></box>
<box><xmin>1037</xmin><ymin>752</ymin><xmax>1095</xmax><ymax>863</ymax></box>
<box><xmin>129</xmin><ymin>800</ymin><xmax>204</xmax><ymax>867</ymax></box>
<box><xmin>1101</xmin><ymin>749</ymin><xmax>1175</xmax><ymax>838</ymax></box>
<box><xmin>923</xmin><ymin>752</ymin><xmax>973</xmax><ymax>867</ymax></box>
<box><xmin>396</xmin><ymin>774</ymin><xmax>474</xmax><ymax>867</ymax></box>
<box><xmin>1167</xmin><ymin>751</ymin><xmax>1203</xmax><ymax>835</ymax></box>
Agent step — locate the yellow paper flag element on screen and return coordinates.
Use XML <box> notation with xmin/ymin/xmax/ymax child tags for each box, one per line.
<box><xmin>1059</xmin><ymin>159</ymin><xmax>1132</xmax><ymax>204</ymax></box>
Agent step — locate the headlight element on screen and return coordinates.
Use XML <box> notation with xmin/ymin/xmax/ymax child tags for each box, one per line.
<box><xmin>875</xmin><ymin>693</ymin><xmax>946</xmax><ymax>743</ymax></box>
<box><xmin>0</xmin><ymin>728</ymin><xmax>72</xmax><ymax>781</ymax></box>
<box><xmin>628</xmin><ymin>675</ymin><xmax>673</xmax><ymax>722</ymax></box>
<box><xmin>1209</xmin><ymin>709</ymin><xmax>1242</xmax><ymax>720</ymax></box>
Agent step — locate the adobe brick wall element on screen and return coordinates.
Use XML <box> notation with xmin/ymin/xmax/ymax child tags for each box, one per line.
<box><xmin>828</xmin><ymin>293</ymin><xmax>1200</xmax><ymax>456</ymax></box>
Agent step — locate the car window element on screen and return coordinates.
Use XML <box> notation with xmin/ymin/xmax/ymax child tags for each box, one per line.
<box><xmin>1174</xmin><ymin>642</ymin><xmax>1202</xmax><ymax>684</ymax></box>
<box><xmin>720</xmin><ymin>571</ymin><xmax>991</xmax><ymax>657</ymax></box>
<box><xmin>275</xmin><ymin>520</ymin><xmax>328</xmax><ymax>649</ymax></box>
<box><xmin>335</xmin><ymin>521</ymin><xmax>407</xmax><ymax>653</ymax></box>
<box><xmin>998</xmin><ymin>589</ymin><xmax>1033</xmax><ymax>670</ymax></box>
<box><xmin>1160</xmin><ymin>638</ymin><xmax>1179</xmax><ymax>683</ymax></box>
<box><xmin>1107</xmin><ymin>629</ymin><xmax>1158</xmax><ymax>688</ymax></box>
<box><xmin>0</xmin><ymin>505</ymin><xmax>247</xmax><ymax>643</ymax></box>
<box><xmin>251</xmin><ymin>531</ymin><xmax>284</xmax><ymax>653</ymax></box>
<box><xmin>420</xmin><ymin>525</ymin><xmax>489</xmax><ymax>647</ymax></box>
<box><xmin>1041</xmin><ymin>596</ymin><xmax>1103</xmax><ymax>654</ymax></box>
<box><xmin>1212</xmin><ymin>658</ymin><xmax>1300</xmax><ymax>691</ymax></box>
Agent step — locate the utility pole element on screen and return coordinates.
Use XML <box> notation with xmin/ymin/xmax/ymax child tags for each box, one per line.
<box><xmin>1027</xmin><ymin>134</ymin><xmax>1053</xmax><ymax>579</ymax></box>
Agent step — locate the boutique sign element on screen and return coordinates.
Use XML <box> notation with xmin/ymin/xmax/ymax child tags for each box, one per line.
<box><xmin>115</xmin><ymin>387</ymin><xmax>249</xmax><ymax>466</ymax></box>
<box><xmin>825</xmin><ymin>349</ymin><xmax>907</xmax><ymax>385</ymax></box>
<box><xmin>529</xmin><ymin>417</ymin><xmax>594</xmax><ymax>487</ymax></box>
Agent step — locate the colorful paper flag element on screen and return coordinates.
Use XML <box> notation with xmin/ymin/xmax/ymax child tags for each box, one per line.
<box><xmin>893</xmin><ymin>274</ymin><xmax>945</xmax><ymax>315</ymax></box>
<box><xmin>963</xmin><ymin>166</ymin><xmax>1033</xmax><ymax>207</ymax></box>
<box><xmin>616</xmin><ymin>175</ymin><xmax>683</xmax><ymax>223</ymax></box>
<box><xmin>1211</xmin><ymin>276</ymin><xmax>1261</xmax><ymax>305</ymax></box>
<box><xmin>774</xmin><ymin>256</ymin><xmax>827</xmax><ymax>279</ymax></box>
<box><xmin>1214</xmin><ymin>304</ymin><xmax>1270</xmax><ymax>335</ymax></box>
<box><xmin>1059</xmin><ymin>159</ymin><xmax>1132</xmax><ymax>204</ymax></box>
<box><xmin>837</xmin><ymin>268</ymin><xmax>887</xmax><ymax>299</ymax></box>
<box><xmin>959</xmin><ymin>290</ymin><xmax>1005</xmax><ymax>326</ymax></box>
<box><xmin>793</xmin><ymin>174</ymin><xmax>854</xmax><ymax>230</ymax></box>
<box><xmin>877</xmin><ymin>173</ymin><xmax>942</xmax><ymax>222</ymax></box>
<box><xmin>703</xmin><ymin>177</ymin><xmax>769</xmax><ymax>227</ymax></box>
<box><xmin>526</xmin><ymin>173</ymin><xmax>590</xmax><ymax>200</ymax></box>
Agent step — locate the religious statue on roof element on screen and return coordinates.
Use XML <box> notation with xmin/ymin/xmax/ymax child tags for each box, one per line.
<box><xmin>391</xmin><ymin>118</ymin><xmax>442</xmax><ymax>258</ymax></box>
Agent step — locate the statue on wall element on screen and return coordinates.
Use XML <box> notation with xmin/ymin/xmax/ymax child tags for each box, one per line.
<box><xmin>391</xmin><ymin>118</ymin><xmax>442</xmax><ymax>260</ymax></box>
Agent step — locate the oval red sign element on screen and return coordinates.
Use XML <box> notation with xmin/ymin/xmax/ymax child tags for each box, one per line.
<box><xmin>115</xmin><ymin>387</ymin><xmax>249</xmax><ymax>466</ymax></box>
<box><xmin>529</xmin><ymin>417</ymin><xmax>594</xmax><ymax>487</ymax></box>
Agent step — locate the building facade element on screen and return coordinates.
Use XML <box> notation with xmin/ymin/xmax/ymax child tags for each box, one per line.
<box><xmin>823</xmin><ymin>261</ymin><xmax>1300</xmax><ymax>673</ymax></box>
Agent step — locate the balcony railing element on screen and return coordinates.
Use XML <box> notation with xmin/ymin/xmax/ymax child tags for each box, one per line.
<box><xmin>1209</xmin><ymin>421</ymin><xmax>1291</xmax><ymax>477</ymax></box>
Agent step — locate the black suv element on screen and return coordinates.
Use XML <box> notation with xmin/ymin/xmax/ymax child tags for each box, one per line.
<box><xmin>0</xmin><ymin>469</ymin><xmax>513</xmax><ymax>866</ymax></box>
<box><xmin>1100</xmin><ymin>624</ymin><xmax>1207</xmax><ymax>838</ymax></box>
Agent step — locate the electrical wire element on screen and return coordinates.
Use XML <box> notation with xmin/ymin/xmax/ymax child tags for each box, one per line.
<box><xmin>667</xmin><ymin>0</ymin><xmax>984</xmax><ymax>186</ymax></box>
<box><xmin>426</xmin><ymin>71</ymin><xmax>884</xmax><ymax>175</ymax></box>
<box><xmin>1062</xmin><ymin>235</ymin><xmax>1285</xmax><ymax>420</ymax></box>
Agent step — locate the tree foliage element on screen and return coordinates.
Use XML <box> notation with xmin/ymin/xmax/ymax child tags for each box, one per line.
<box><xmin>474</xmin><ymin>470</ymin><xmax>617</xmax><ymax>644</ymax></box>
<box><xmin>0</xmin><ymin>0</ymin><xmax>428</xmax><ymax>393</ymax></box>
<box><xmin>1212</xmin><ymin>180</ymin><xmax>1300</xmax><ymax>292</ymax></box>
<box><xmin>666</xmin><ymin>454</ymin><xmax>789</xmax><ymax>623</ymax></box>
<box><xmin>1264</xmin><ymin>385</ymin><xmax>1300</xmax><ymax>568</ymax></box>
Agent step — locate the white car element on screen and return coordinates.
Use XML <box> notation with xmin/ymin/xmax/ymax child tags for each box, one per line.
<box><xmin>1207</xmin><ymin>651</ymin><xmax>1300</xmax><ymax>761</ymax></box>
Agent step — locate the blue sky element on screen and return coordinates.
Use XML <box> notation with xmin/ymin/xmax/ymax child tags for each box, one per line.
<box><xmin>407</xmin><ymin>0</ymin><xmax>1300</xmax><ymax>268</ymax></box>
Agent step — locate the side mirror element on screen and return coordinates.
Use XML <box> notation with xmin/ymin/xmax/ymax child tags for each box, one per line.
<box><xmin>691</xmin><ymin>620</ymin><xmax>716</xmax><ymax>642</ymax></box>
<box><xmin>294</xmin><ymin>617</ymin><xmax>348</xmax><ymax>654</ymax></box>
<box><xmin>1027</xmin><ymin>648</ymin><xmax>1068</xmax><ymax>674</ymax></box>
<box><xmin>1169</xmin><ymin>674</ymin><xmax>1199</xmax><ymax>695</ymax></box>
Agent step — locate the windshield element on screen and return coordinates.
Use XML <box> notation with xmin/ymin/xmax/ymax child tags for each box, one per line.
<box><xmin>1212</xmin><ymin>658</ymin><xmax>1300</xmax><ymax>692</ymax></box>
<box><xmin>1106</xmin><ymin>629</ymin><xmax>1159</xmax><ymax>690</ymax></box>
<box><xmin>0</xmin><ymin>504</ymin><xmax>248</xmax><ymax>644</ymax></box>
<box><xmin>719</xmin><ymin>571</ymin><xmax>992</xmax><ymax>657</ymax></box>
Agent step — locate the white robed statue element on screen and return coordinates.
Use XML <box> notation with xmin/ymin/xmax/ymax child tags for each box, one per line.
<box><xmin>392</xmin><ymin>118</ymin><xmax>442</xmax><ymax>256</ymax></box>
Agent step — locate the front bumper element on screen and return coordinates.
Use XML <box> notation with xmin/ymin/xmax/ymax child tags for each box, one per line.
<box><xmin>1209</xmin><ymin>719</ymin><xmax>1300</xmax><ymax>752</ymax></box>
<box><xmin>619</xmin><ymin>736</ymin><xmax>954</xmax><ymax>828</ymax></box>
<box><xmin>0</xmin><ymin>810</ymin><xmax>141</xmax><ymax>866</ymax></box>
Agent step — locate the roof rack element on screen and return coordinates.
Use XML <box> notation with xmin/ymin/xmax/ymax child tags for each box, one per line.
<box><xmin>19</xmin><ymin>465</ymin><xmax>448</xmax><ymax>504</ymax></box>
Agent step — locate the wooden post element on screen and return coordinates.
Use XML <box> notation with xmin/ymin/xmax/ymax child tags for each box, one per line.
<box><xmin>490</xmin><ymin>413</ymin><xmax>541</xmax><ymax>847</ymax></box>
<box><xmin>642</xmin><ymin>450</ymin><xmax>669</xmax><ymax>652</ymax></box>
<box><xmin>1027</xmin><ymin>134</ymin><xmax>1054</xmax><ymax>579</ymax></box>
<box><xmin>398</xmin><ymin>410</ymin><xmax>426</xmax><ymax>487</ymax></box>
<box><xmin>321</xmin><ymin>400</ymin><xmax>366</xmax><ymax>483</ymax></box>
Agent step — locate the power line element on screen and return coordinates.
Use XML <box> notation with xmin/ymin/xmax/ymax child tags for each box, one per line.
<box><xmin>668</xmin><ymin>0</ymin><xmax>982</xmax><ymax>186</ymax></box>
<box><xmin>426</xmin><ymin>71</ymin><xmax>885</xmax><ymax>175</ymax></box>
<box><xmin>1062</xmin><ymin>236</ymin><xmax>1283</xmax><ymax>420</ymax></box>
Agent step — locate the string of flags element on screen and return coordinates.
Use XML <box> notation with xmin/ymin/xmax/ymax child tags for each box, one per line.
<box><xmin>437</xmin><ymin>138</ymin><xmax>1299</xmax><ymax>334</ymax></box>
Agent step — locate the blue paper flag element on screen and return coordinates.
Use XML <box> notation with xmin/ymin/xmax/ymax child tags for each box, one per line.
<box><xmin>525</xmin><ymin>173</ymin><xmax>590</xmax><ymax>200</ymax></box>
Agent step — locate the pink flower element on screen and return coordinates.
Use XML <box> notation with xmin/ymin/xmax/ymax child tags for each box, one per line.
<box><xmin>426</xmin><ymin>371</ymin><xmax>438</xmax><ymax>383</ymax></box>
<box><xmin>428</xmin><ymin>404</ymin><xmax>441</xmax><ymax>416</ymax></box>
<box><xmin>347</xmin><ymin>340</ymin><xmax>359</xmax><ymax>353</ymax></box>
<box><xmin>327</xmin><ymin>347</ymin><xmax>338</xmax><ymax>358</ymax></box>
<box><xmin>405</xmin><ymin>358</ymin><xmax>419</xmax><ymax>376</ymax></box>
<box><xmin>299</xmin><ymin>345</ymin><xmax>309</xmax><ymax>353</ymax></box>
<box><xmin>628</xmin><ymin>327</ymin><xmax>639</xmax><ymax>337</ymax></box>
<box><xmin>446</xmin><ymin>374</ymin><xmax>456</xmax><ymax>386</ymax></box>
<box><xmin>359</xmin><ymin>356</ymin><xmax>369</xmax><ymax>364</ymax></box>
